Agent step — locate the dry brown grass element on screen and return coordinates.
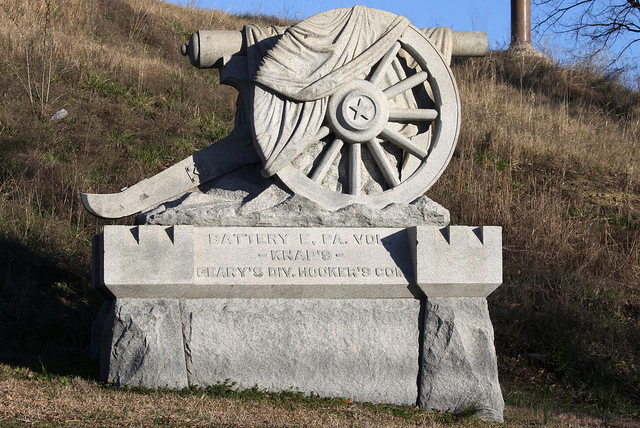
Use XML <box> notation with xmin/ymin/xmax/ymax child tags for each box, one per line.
<box><xmin>0</xmin><ymin>365</ymin><xmax>465</xmax><ymax>427</ymax></box>
<box><xmin>0</xmin><ymin>0</ymin><xmax>639</xmax><ymax>425</ymax></box>
<box><xmin>0</xmin><ymin>0</ymin><xmax>293</xmax><ymax>263</ymax></box>
<box><xmin>0</xmin><ymin>0</ymin><xmax>243</xmax><ymax>263</ymax></box>
<box><xmin>446</xmin><ymin>51</ymin><xmax>640</xmax><ymax>288</ymax></box>
<box><xmin>3</xmin><ymin>364</ymin><xmax>640</xmax><ymax>427</ymax></box>
<box><xmin>441</xmin><ymin>51</ymin><xmax>640</xmax><ymax>284</ymax></box>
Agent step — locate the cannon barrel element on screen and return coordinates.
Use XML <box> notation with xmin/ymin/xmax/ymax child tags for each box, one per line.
<box><xmin>180</xmin><ymin>30</ymin><xmax>244</xmax><ymax>69</ymax></box>
<box><xmin>451</xmin><ymin>31</ymin><xmax>488</xmax><ymax>58</ymax></box>
<box><xmin>181</xmin><ymin>29</ymin><xmax>487</xmax><ymax>69</ymax></box>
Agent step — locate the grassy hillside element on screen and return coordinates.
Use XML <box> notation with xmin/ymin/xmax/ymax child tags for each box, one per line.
<box><xmin>0</xmin><ymin>0</ymin><xmax>639</xmax><ymax>425</ymax></box>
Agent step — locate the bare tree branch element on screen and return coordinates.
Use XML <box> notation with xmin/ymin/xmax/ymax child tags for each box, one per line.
<box><xmin>533</xmin><ymin>0</ymin><xmax>640</xmax><ymax>67</ymax></box>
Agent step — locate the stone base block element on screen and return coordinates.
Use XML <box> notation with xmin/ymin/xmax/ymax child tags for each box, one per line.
<box><xmin>185</xmin><ymin>298</ymin><xmax>422</xmax><ymax>404</ymax></box>
<box><xmin>96</xmin><ymin>298</ymin><xmax>422</xmax><ymax>404</ymax></box>
<box><xmin>93</xmin><ymin>296</ymin><xmax>504</xmax><ymax>421</ymax></box>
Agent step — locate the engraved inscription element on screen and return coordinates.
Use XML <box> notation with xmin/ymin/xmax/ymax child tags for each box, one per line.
<box><xmin>209</xmin><ymin>233</ymin><xmax>289</xmax><ymax>245</ymax></box>
<box><xmin>296</xmin><ymin>266</ymin><xmax>404</xmax><ymax>278</ymax></box>
<box><xmin>322</xmin><ymin>233</ymin><xmax>348</xmax><ymax>244</ymax></box>
<box><xmin>195</xmin><ymin>266</ymin><xmax>405</xmax><ymax>278</ymax></box>
<box><xmin>352</xmin><ymin>233</ymin><xmax>382</xmax><ymax>244</ymax></box>
<box><xmin>196</xmin><ymin>227</ymin><xmax>410</xmax><ymax>286</ymax></box>
<box><xmin>197</xmin><ymin>267</ymin><xmax>264</xmax><ymax>277</ymax></box>
<box><xmin>208</xmin><ymin>232</ymin><xmax>385</xmax><ymax>247</ymax></box>
<box><xmin>271</xmin><ymin>249</ymin><xmax>333</xmax><ymax>261</ymax></box>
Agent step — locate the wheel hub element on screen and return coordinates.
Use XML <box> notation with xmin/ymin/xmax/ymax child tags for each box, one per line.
<box><xmin>342</xmin><ymin>92</ymin><xmax>377</xmax><ymax>130</ymax></box>
<box><xmin>328</xmin><ymin>81</ymin><xmax>389</xmax><ymax>143</ymax></box>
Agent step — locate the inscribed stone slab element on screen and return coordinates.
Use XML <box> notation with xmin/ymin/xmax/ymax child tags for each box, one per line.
<box><xmin>96</xmin><ymin>225</ymin><xmax>502</xmax><ymax>299</ymax></box>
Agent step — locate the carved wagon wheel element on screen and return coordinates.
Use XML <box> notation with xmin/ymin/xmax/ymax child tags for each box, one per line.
<box><xmin>275</xmin><ymin>25</ymin><xmax>461</xmax><ymax>211</ymax></box>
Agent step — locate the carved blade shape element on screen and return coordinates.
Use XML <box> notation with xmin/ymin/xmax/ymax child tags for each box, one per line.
<box><xmin>82</xmin><ymin>132</ymin><xmax>254</xmax><ymax>218</ymax></box>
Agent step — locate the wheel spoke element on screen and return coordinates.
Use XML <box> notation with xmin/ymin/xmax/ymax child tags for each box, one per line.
<box><xmin>310</xmin><ymin>138</ymin><xmax>343</xmax><ymax>182</ymax></box>
<box><xmin>379</xmin><ymin>127</ymin><xmax>427</xmax><ymax>160</ymax></box>
<box><xmin>369</xmin><ymin>42</ymin><xmax>402</xmax><ymax>86</ymax></box>
<box><xmin>367</xmin><ymin>139</ymin><xmax>400</xmax><ymax>188</ymax></box>
<box><xmin>349</xmin><ymin>143</ymin><xmax>362</xmax><ymax>195</ymax></box>
<box><xmin>312</xmin><ymin>125</ymin><xmax>331</xmax><ymax>141</ymax></box>
<box><xmin>391</xmin><ymin>55</ymin><xmax>408</xmax><ymax>80</ymax></box>
<box><xmin>383</xmin><ymin>71</ymin><xmax>428</xmax><ymax>100</ymax></box>
<box><xmin>388</xmin><ymin>108</ymin><xmax>438</xmax><ymax>121</ymax></box>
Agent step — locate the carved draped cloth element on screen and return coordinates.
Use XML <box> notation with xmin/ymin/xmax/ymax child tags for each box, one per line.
<box><xmin>243</xmin><ymin>6</ymin><xmax>451</xmax><ymax>177</ymax></box>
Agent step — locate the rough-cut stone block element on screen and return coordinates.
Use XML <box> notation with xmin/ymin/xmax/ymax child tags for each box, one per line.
<box><xmin>92</xmin><ymin>295</ymin><xmax>504</xmax><ymax>419</ymax></box>
<box><xmin>419</xmin><ymin>297</ymin><xmax>504</xmax><ymax>422</ymax></box>
<box><xmin>102</xmin><ymin>298</ymin><xmax>188</xmax><ymax>389</ymax></box>
<box><xmin>182</xmin><ymin>298</ymin><xmax>421</xmax><ymax>404</ymax></box>
<box><xmin>138</xmin><ymin>163</ymin><xmax>451</xmax><ymax>229</ymax></box>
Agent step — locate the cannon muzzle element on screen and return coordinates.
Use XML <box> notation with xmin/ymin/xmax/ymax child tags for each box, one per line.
<box><xmin>181</xmin><ymin>30</ymin><xmax>244</xmax><ymax>69</ymax></box>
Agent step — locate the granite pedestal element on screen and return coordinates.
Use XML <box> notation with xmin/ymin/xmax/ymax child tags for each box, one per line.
<box><xmin>92</xmin><ymin>224</ymin><xmax>504</xmax><ymax>422</ymax></box>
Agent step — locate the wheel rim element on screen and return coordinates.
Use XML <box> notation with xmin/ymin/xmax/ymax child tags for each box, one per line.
<box><xmin>276</xmin><ymin>25</ymin><xmax>461</xmax><ymax>211</ymax></box>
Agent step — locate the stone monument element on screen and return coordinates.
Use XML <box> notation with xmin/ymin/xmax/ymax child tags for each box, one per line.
<box><xmin>87</xmin><ymin>7</ymin><xmax>504</xmax><ymax>422</ymax></box>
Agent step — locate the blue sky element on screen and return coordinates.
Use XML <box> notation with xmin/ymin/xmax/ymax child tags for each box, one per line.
<box><xmin>182</xmin><ymin>0</ymin><xmax>512</xmax><ymax>47</ymax></box>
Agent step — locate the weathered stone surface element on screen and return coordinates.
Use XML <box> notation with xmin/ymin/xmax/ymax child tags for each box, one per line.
<box><xmin>450</xmin><ymin>31</ymin><xmax>488</xmax><ymax>57</ymax></box>
<box><xmin>138</xmin><ymin>164</ymin><xmax>450</xmax><ymax>228</ymax></box>
<box><xmin>84</xmin><ymin>7</ymin><xmax>488</xmax><ymax>218</ymax></box>
<box><xmin>182</xmin><ymin>298</ymin><xmax>422</xmax><ymax>404</ymax></box>
<box><xmin>95</xmin><ymin>225</ymin><xmax>195</xmax><ymax>299</ymax></box>
<box><xmin>91</xmin><ymin>301</ymin><xmax>111</xmax><ymax>360</ymax></box>
<box><xmin>93</xmin><ymin>300</ymin><xmax>115</xmax><ymax>380</ymax></box>
<box><xmin>93</xmin><ymin>297</ymin><xmax>423</xmax><ymax>403</ymax></box>
<box><xmin>82</xmin><ymin>130</ymin><xmax>258</xmax><ymax>219</ymax></box>
<box><xmin>97</xmin><ymin>225</ymin><xmax>416</xmax><ymax>299</ymax></box>
<box><xmin>419</xmin><ymin>297</ymin><xmax>504</xmax><ymax>422</ymax></box>
<box><xmin>184</xmin><ymin>26</ymin><xmax>487</xmax><ymax>69</ymax></box>
<box><xmin>102</xmin><ymin>298</ymin><xmax>188</xmax><ymax>389</ymax></box>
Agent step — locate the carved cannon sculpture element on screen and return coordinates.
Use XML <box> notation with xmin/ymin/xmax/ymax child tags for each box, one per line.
<box><xmin>82</xmin><ymin>6</ymin><xmax>487</xmax><ymax>218</ymax></box>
